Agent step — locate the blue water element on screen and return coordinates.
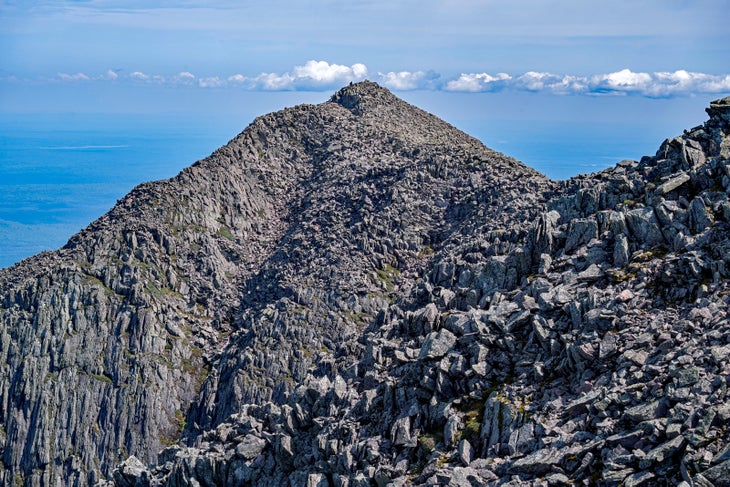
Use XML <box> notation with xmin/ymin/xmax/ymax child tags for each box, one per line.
<box><xmin>0</xmin><ymin>114</ymin><xmax>243</xmax><ymax>268</ymax></box>
<box><xmin>471</xmin><ymin>120</ymin><xmax>665</xmax><ymax>179</ymax></box>
<box><xmin>0</xmin><ymin>112</ymin><xmax>679</xmax><ymax>269</ymax></box>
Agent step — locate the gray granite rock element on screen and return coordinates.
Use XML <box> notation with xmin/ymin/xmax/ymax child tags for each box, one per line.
<box><xmin>657</xmin><ymin>172</ymin><xmax>690</xmax><ymax>195</ymax></box>
<box><xmin>1</xmin><ymin>83</ymin><xmax>729</xmax><ymax>487</ymax></box>
<box><xmin>419</xmin><ymin>329</ymin><xmax>457</xmax><ymax>360</ymax></box>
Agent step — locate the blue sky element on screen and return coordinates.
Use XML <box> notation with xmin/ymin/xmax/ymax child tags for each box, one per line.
<box><xmin>1</xmin><ymin>0</ymin><xmax>729</xmax><ymax>180</ymax></box>
<box><xmin>1</xmin><ymin>0</ymin><xmax>729</xmax><ymax>268</ymax></box>
<box><xmin>0</xmin><ymin>0</ymin><xmax>729</xmax><ymax>166</ymax></box>
<box><xmin>1</xmin><ymin>0</ymin><xmax>728</xmax><ymax>98</ymax></box>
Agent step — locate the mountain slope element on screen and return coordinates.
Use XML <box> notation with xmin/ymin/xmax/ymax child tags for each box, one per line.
<box><xmin>2</xmin><ymin>84</ymin><xmax>730</xmax><ymax>486</ymax></box>
<box><xmin>119</xmin><ymin>93</ymin><xmax>730</xmax><ymax>486</ymax></box>
<box><xmin>0</xmin><ymin>82</ymin><xmax>555</xmax><ymax>485</ymax></box>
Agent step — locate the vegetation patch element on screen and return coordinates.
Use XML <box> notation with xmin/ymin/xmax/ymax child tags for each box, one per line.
<box><xmin>417</xmin><ymin>434</ymin><xmax>437</xmax><ymax>453</ymax></box>
<box><xmin>218</xmin><ymin>225</ymin><xmax>234</xmax><ymax>240</ymax></box>
<box><xmin>174</xmin><ymin>409</ymin><xmax>186</xmax><ymax>435</ymax></box>
<box><xmin>418</xmin><ymin>245</ymin><xmax>435</xmax><ymax>258</ymax></box>
<box><xmin>606</xmin><ymin>269</ymin><xmax>636</xmax><ymax>283</ymax></box>
<box><xmin>146</xmin><ymin>282</ymin><xmax>183</xmax><ymax>300</ymax></box>
<box><xmin>458</xmin><ymin>398</ymin><xmax>486</xmax><ymax>443</ymax></box>
<box><xmin>91</xmin><ymin>373</ymin><xmax>114</xmax><ymax>386</ymax></box>
<box><xmin>81</xmin><ymin>273</ymin><xmax>116</xmax><ymax>297</ymax></box>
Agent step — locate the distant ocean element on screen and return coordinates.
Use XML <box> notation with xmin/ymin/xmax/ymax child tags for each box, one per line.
<box><xmin>0</xmin><ymin>113</ymin><xmax>241</xmax><ymax>268</ymax></box>
<box><xmin>0</xmin><ymin>111</ymin><xmax>680</xmax><ymax>269</ymax></box>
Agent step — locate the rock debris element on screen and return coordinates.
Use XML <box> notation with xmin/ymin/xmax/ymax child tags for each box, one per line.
<box><xmin>1</xmin><ymin>82</ymin><xmax>729</xmax><ymax>486</ymax></box>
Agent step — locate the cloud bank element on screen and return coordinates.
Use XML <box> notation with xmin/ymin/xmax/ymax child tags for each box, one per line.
<box><xmin>446</xmin><ymin>69</ymin><xmax>730</xmax><ymax>97</ymax></box>
<box><xmin>46</xmin><ymin>62</ymin><xmax>730</xmax><ymax>98</ymax></box>
<box><xmin>226</xmin><ymin>61</ymin><xmax>368</xmax><ymax>90</ymax></box>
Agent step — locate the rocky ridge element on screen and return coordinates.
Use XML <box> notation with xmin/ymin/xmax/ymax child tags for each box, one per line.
<box><xmin>1</xmin><ymin>82</ymin><xmax>729</xmax><ymax>486</ymax></box>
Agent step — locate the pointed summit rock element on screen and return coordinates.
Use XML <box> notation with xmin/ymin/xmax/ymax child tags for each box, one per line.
<box><xmin>330</xmin><ymin>80</ymin><xmax>501</xmax><ymax>152</ymax></box>
<box><xmin>330</xmin><ymin>80</ymin><xmax>398</xmax><ymax>114</ymax></box>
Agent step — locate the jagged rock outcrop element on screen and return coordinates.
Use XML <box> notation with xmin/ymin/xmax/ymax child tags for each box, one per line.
<box><xmin>1</xmin><ymin>82</ymin><xmax>730</xmax><ymax>486</ymax></box>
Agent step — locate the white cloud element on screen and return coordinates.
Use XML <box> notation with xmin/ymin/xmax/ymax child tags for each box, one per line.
<box><xmin>172</xmin><ymin>71</ymin><xmax>195</xmax><ymax>84</ymax></box>
<box><xmin>556</xmin><ymin>75</ymin><xmax>589</xmax><ymax>94</ymax></box>
<box><xmin>443</xmin><ymin>68</ymin><xmax>730</xmax><ymax>97</ymax></box>
<box><xmin>644</xmin><ymin>70</ymin><xmax>730</xmax><ymax>97</ymax></box>
<box><xmin>352</xmin><ymin>63</ymin><xmax>368</xmax><ymax>79</ymax></box>
<box><xmin>590</xmin><ymin>69</ymin><xmax>652</xmax><ymax>94</ymax></box>
<box><xmin>511</xmin><ymin>72</ymin><xmax>588</xmax><ymax>94</ymax></box>
<box><xmin>377</xmin><ymin>70</ymin><xmax>438</xmax><ymax>90</ymax></box>
<box><xmin>130</xmin><ymin>71</ymin><xmax>149</xmax><ymax>81</ymax></box>
<box><xmin>237</xmin><ymin>60</ymin><xmax>369</xmax><ymax>90</ymax></box>
<box><xmin>254</xmin><ymin>72</ymin><xmax>295</xmax><ymax>91</ymax></box>
<box><xmin>57</xmin><ymin>72</ymin><xmax>90</xmax><ymax>81</ymax></box>
<box><xmin>515</xmin><ymin>72</ymin><xmax>558</xmax><ymax>92</ymax></box>
<box><xmin>291</xmin><ymin>60</ymin><xmax>368</xmax><ymax>86</ymax></box>
<box><xmin>198</xmin><ymin>76</ymin><xmax>224</xmax><ymax>88</ymax></box>
<box><xmin>101</xmin><ymin>69</ymin><xmax>119</xmax><ymax>80</ymax></box>
<box><xmin>129</xmin><ymin>71</ymin><xmax>165</xmax><ymax>84</ymax></box>
<box><xmin>379</xmin><ymin>71</ymin><xmax>421</xmax><ymax>90</ymax></box>
<box><xmin>24</xmin><ymin>63</ymin><xmax>730</xmax><ymax>98</ymax></box>
<box><xmin>227</xmin><ymin>74</ymin><xmax>248</xmax><ymax>83</ymax></box>
<box><xmin>584</xmin><ymin>69</ymin><xmax>730</xmax><ymax>97</ymax></box>
<box><xmin>699</xmin><ymin>74</ymin><xmax>730</xmax><ymax>94</ymax></box>
<box><xmin>445</xmin><ymin>72</ymin><xmax>511</xmax><ymax>92</ymax></box>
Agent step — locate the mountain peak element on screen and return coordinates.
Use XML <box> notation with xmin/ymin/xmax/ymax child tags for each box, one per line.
<box><xmin>710</xmin><ymin>95</ymin><xmax>730</xmax><ymax>108</ymax></box>
<box><xmin>3</xmin><ymin>84</ymin><xmax>730</xmax><ymax>486</ymax></box>
<box><xmin>329</xmin><ymin>80</ymin><xmax>499</xmax><ymax>153</ymax></box>
<box><xmin>707</xmin><ymin>95</ymin><xmax>730</xmax><ymax>134</ymax></box>
<box><xmin>329</xmin><ymin>80</ymin><xmax>399</xmax><ymax>115</ymax></box>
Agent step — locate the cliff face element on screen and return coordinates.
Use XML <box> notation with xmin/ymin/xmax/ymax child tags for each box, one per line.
<box><xmin>1</xmin><ymin>83</ymin><xmax>729</xmax><ymax>486</ymax></box>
